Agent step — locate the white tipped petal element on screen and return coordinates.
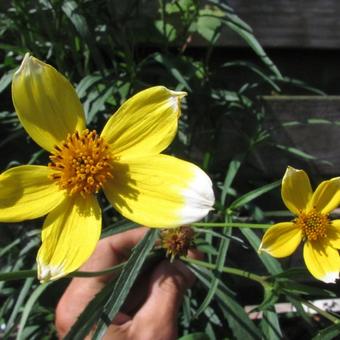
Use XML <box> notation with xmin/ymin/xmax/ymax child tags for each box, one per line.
<box><xmin>12</xmin><ymin>54</ymin><xmax>85</xmax><ymax>151</ymax></box>
<box><xmin>101</xmin><ymin>86</ymin><xmax>186</xmax><ymax>160</ymax></box>
<box><xmin>180</xmin><ymin>166</ymin><xmax>214</xmax><ymax>224</ymax></box>
<box><xmin>37</xmin><ymin>195</ymin><xmax>101</xmax><ymax>282</ymax></box>
<box><xmin>37</xmin><ymin>262</ymin><xmax>65</xmax><ymax>283</ymax></box>
<box><xmin>103</xmin><ymin>155</ymin><xmax>215</xmax><ymax>227</ymax></box>
<box><xmin>281</xmin><ymin>166</ymin><xmax>312</xmax><ymax>215</ymax></box>
<box><xmin>303</xmin><ymin>240</ymin><xmax>340</xmax><ymax>283</ymax></box>
<box><xmin>321</xmin><ymin>271</ymin><xmax>339</xmax><ymax>284</ymax></box>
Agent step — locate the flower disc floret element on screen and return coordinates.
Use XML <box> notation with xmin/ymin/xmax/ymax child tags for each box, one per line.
<box><xmin>294</xmin><ymin>208</ymin><xmax>329</xmax><ymax>241</ymax></box>
<box><xmin>48</xmin><ymin>129</ymin><xmax>113</xmax><ymax>197</ymax></box>
<box><xmin>161</xmin><ymin>226</ymin><xmax>195</xmax><ymax>261</ymax></box>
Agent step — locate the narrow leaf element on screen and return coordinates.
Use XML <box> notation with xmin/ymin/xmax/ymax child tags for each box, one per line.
<box><xmin>194</xmin><ymin>216</ymin><xmax>232</xmax><ymax>317</ymax></box>
<box><xmin>16</xmin><ymin>282</ymin><xmax>52</xmax><ymax>340</ymax></box>
<box><xmin>178</xmin><ymin>332</ymin><xmax>211</xmax><ymax>340</ymax></box>
<box><xmin>229</xmin><ymin>180</ymin><xmax>280</xmax><ymax>211</ymax></box>
<box><xmin>312</xmin><ymin>323</ymin><xmax>340</xmax><ymax>340</ymax></box>
<box><xmin>260</xmin><ymin>310</ymin><xmax>282</xmax><ymax>340</ymax></box>
<box><xmin>64</xmin><ymin>278</ymin><xmax>117</xmax><ymax>340</ymax></box>
<box><xmin>221</xmin><ymin>154</ymin><xmax>244</xmax><ymax>206</ymax></box>
<box><xmin>191</xmin><ymin>265</ymin><xmax>262</xmax><ymax>340</ymax></box>
<box><xmin>93</xmin><ymin>229</ymin><xmax>158</xmax><ymax>338</ymax></box>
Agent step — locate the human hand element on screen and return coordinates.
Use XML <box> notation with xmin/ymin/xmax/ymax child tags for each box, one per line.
<box><xmin>55</xmin><ymin>227</ymin><xmax>200</xmax><ymax>340</ymax></box>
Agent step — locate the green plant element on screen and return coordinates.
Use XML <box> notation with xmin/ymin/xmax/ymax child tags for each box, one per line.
<box><xmin>0</xmin><ymin>1</ymin><xmax>339</xmax><ymax>339</ymax></box>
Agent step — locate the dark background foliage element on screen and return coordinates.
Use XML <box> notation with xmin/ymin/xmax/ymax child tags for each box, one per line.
<box><xmin>1</xmin><ymin>1</ymin><xmax>340</xmax><ymax>339</ymax></box>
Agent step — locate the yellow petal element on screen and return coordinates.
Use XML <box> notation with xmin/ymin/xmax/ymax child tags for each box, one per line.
<box><xmin>303</xmin><ymin>240</ymin><xmax>340</xmax><ymax>283</ymax></box>
<box><xmin>327</xmin><ymin>220</ymin><xmax>340</xmax><ymax>249</ymax></box>
<box><xmin>37</xmin><ymin>195</ymin><xmax>101</xmax><ymax>282</ymax></box>
<box><xmin>281</xmin><ymin>166</ymin><xmax>312</xmax><ymax>215</ymax></box>
<box><xmin>259</xmin><ymin>222</ymin><xmax>302</xmax><ymax>258</ymax></box>
<box><xmin>103</xmin><ymin>155</ymin><xmax>214</xmax><ymax>227</ymax></box>
<box><xmin>12</xmin><ymin>53</ymin><xmax>85</xmax><ymax>152</ymax></box>
<box><xmin>0</xmin><ymin>165</ymin><xmax>65</xmax><ymax>222</ymax></box>
<box><xmin>308</xmin><ymin>177</ymin><xmax>340</xmax><ymax>214</ymax></box>
<box><xmin>101</xmin><ymin>86</ymin><xmax>186</xmax><ymax>161</ymax></box>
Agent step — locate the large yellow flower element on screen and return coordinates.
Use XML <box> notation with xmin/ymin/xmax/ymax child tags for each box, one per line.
<box><xmin>1</xmin><ymin>54</ymin><xmax>214</xmax><ymax>282</ymax></box>
<box><xmin>259</xmin><ymin>166</ymin><xmax>340</xmax><ymax>283</ymax></box>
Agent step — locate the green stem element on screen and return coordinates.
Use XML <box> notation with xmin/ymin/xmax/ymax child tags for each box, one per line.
<box><xmin>0</xmin><ymin>270</ymin><xmax>36</xmax><ymax>281</ymax></box>
<box><xmin>292</xmin><ymin>295</ymin><xmax>340</xmax><ymax>324</ymax></box>
<box><xmin>193</xmin><ymin>222</ymin><xmax>271</xmax><ymax>229</ymax></box>
<box><xmin>181</xmin><ymin>257</ymin><xmax>268</xmax><ymax>286</ymax></box>
<box><xmin>70</xmin><ymin>263</ymin><xmax>125</xmax><ymax>277</ymax></box>
<box><xmin>0</xmin><ymin>263</ymin><xmax>125</xmax><ymax>282</ymax></box>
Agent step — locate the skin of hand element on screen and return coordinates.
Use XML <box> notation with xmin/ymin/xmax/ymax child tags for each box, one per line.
<box><xmin>55</xmin><ymin>227</ymin><xmax>201</xmax><ymax>340</ymax></box>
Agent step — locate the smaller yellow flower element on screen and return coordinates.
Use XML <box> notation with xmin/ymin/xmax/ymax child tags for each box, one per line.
<box><xmin>259</xmin><ymin>166</ymin><xmax>340</xmax><ymax>283</ymax></box>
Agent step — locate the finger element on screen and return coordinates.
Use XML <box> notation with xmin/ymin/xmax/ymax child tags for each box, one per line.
<box><xmin>122</xmin><ymin>242</ymin><xmax>204</xmax><ymax>316</ymax></box>
<box><xmin>131</xmin><ymin>253</ymin><xmax>200</xmax><ymax>339</ymax></box>
<box><xmin>55</xmin><ymin>227</ymin><xmax>147</xmax><ymax>338</ymax></box>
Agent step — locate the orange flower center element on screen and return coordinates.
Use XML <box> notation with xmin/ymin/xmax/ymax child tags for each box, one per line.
<box><xmin>294</xmin><ymin>208</ymin><xmax>329</xmax><ymax>241</ymax></box>
<box><xmin>48</xmin><ymin>129</ymin><xmax>113</xmax><ymax>197</ymax></box>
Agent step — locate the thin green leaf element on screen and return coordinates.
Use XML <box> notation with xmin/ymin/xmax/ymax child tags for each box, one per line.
<box><xmin>207</xmin><ymin>0</ymin><xmax>252</xmax><ymax>31</ymax></box>
<box><xmin>62</xmin><ymin>0</ymin><xmax>105</xmax><ymax>71</ymax></box>
<box><xmin>196</xmin><ymin>9</ymin><xmax>222</xmax><ymax>43</ymax></box>
<box><xmin>4</xmin><ymin>277</ymin><xmax>34</xmax><ymax>337</ymax></box>
<box><xmin>194</xmin><ymin>217</ymin><xmax>232</xmax><ymax>317</ymax></box>
<box><xmin>222</xmin><ymin>61</ymin><xmax>281</xmax><ymax>92</ymax></box>
<box><xmin>16</xmin><ymin>282</ymin><xmax>52</xmax><ymax>340</ymax></box>
<box><xmin>76</xmin><ymin>74</ymin><xmax>102</xmax><ymax>98</ymax></box>
<box><xmin>0</xmin><ymin>69</ymin><xmax>14</xmax><ymax>93</ymax></box>
<box><xmin>191</xmin><ymin>265</ymin><xmax>262</xmax><ymax>340</ymax></box>
<box><xmin>0</xmin><ymin>41</ymin><xmax>27</xmax><ymax>53</ymax></box>
<box><xmin>274</xmin><ymin>76</ymin><xmax>325</xmax><ymax>95</ymax></box>
<box><xmin>64</xmin><ymin>278</ymin><xmax>118</xmax><ymax>340</ymax></box>
<box><xmin>224</xmin><ymin>19</ymin><xmax>281</xmax><ymax>77</ymax></box>
<box><xmin>178</xmin><ymin>332</ymin><xmax>211</xmax><ymax>340</ymax></box>
<box><xmin>221</xmin><ymin>154</ymin><xmax>244</xmax><ymax>206</ymax></box>
<box><xmin>0</xmin><ymin>270</ymin><xmax>36</xmax><ymax>282</ymax></box>
<box><xmin>286</xmin><ymin>295</ymin><xmax>313</xmax><ymax>326</ymax></box>
<box><xmin>0</xmin><ymin>239</ymin><xmax>20</xmax><ymax>257</ymax></box>
<box><xmin>86</xmin><ymin>85</ymin><xmax>114</xmax><ymax>124</ymax></box>
<box><xmin>270</xmin><ymin>267</ymin><xmax>308</xmax><ymax>279</ymax></box>
<box><xmin>154</xmin><ymin>20</ymin><xmax>177</xmax><ymax>42</ymax></box>
<box><xmin>260</xmin><ymin>310</ymin><xmax>282</xmax><ymax>340</ymax></box>
<box><xmin>153</xmin><ymin>53</ymin><xmax>192</xmax><ymax>91</ymax></box>
<box><xmin>28</xmin><ymin>149</ymin><xmax>45</xmax><ymax>165</ymax></box>
<box><xmin>312</xmin><ymin>323</ymin><xmax>340</xmax><ymax>340</ymax></box>
<box><xmin>93</xmin><ymin>229</ymin><xmax>158</xmax><ymax>338</ymax></box>
<box><xmin>280</xmin><ymin>280</ymin><xmax>336</xmax><ymax>297</ymax></box>
<box><xmin>194</xmin><ymin>227</ymin><xmax>248</xmax><ymax>248</ymax></box>
<box><xmin>229</xmin><ymin>180</ymin><xmax>280</xmax><ymax>211</ymax></box>
<box><xmin>274</xmin><ymin>143</ymin><xmax>317</xmax><ymax>160</ymax></box>
<box><xmin>257</xmin><ymin>284</ymin><xmax>279</xmax><ymax>311</ymax></box>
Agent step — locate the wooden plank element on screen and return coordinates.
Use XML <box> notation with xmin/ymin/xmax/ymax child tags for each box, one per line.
<box><xmin>196</xmin><ymin>96</ymin><xmax>340</xmax><ymax>181</ymax></box>
<box><xmin>201</xmin><ymin>0</ymin><xmax>340</xmax><ymax>48</ymax></box>
<box><xmin>257</xmin><ymin>96</ymin><xmax>340</xmax><ymax>178</ymax></box>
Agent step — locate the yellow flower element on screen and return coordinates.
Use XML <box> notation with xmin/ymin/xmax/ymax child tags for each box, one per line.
<box><xmin>1</xmin><ymin>54</ymin><xmax>215</xmax><ymax>282</ymax></box>
<box><xmin>259</xmin><ymin>166</ymin><xmax>340</xmax><ymax>283</ymax></box>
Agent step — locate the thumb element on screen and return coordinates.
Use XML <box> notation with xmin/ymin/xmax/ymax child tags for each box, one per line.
<box><xmin>132</xmin><ymin>259</ymin><xmax>195</xmax><ymax>339</ymax></box>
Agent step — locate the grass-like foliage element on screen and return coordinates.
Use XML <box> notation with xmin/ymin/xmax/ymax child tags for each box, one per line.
<box><xmin>0</xmin><ymin>0</ymin><xmax>339</xmax><ymax>339</ymax></box>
